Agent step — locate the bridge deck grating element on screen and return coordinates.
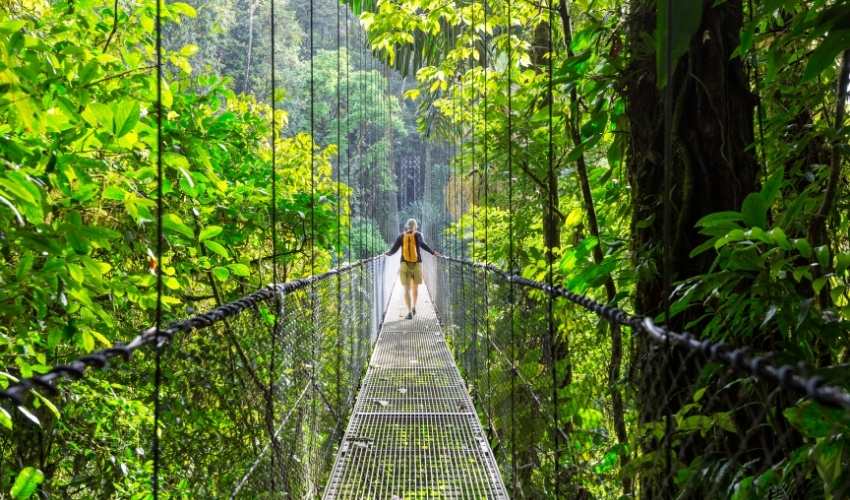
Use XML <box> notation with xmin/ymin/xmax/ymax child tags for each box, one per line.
<box><xmin>324</xmin><ymin>280</ymin><xmax>507</xmax><ymax>499</ymax></box>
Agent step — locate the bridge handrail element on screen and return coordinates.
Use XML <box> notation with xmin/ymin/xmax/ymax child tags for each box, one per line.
<box><xmin>0</xmin><ymin>255</ymin><xmax>384</xmax><ymax>406</ymax></box>
<box><xmin>436</xmin><ymin>255</ymin><xmax>850</xmax><ymax>410</ymax></box>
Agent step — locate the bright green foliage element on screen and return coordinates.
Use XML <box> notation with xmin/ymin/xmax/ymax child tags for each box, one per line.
<box><xmin>0</xmin><ymin>0</ymin><xmax>349</xmax><ymax>494</ymax></box>
<box><xmin>349</xmin><ymin>216</ymin><xmax>388</xmax><ymax>258</ymax></box>
<box><xmin>3</xmin><ymin>0</ymin><xmax>850</xmax><ymax>495</ymax></box>
<box><xmin>10</xmin><ymin>467</ymin><xmax>43</xmax><ymax>499</ymax></box>
<box><xmin>356</xmin><ymin>0</ymin><xmax>850</xmax><ymax>496</ymax></box>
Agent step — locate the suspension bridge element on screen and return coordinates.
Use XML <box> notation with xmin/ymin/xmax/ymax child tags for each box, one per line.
<box><xmin>3</xmin><ymin>250</ymin><xmax>849</xmax><ymax>498</ymax></box>
<box><xmin>3</xmin><ymin>0</ymin><xmax>850</xmax><ymax>496</ymax></box>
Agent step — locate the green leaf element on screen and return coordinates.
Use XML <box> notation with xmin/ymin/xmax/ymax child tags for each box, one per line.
<box><xmin>169</xmin><ymin>2</ymin><xmax>197</xmax><ymax>17</ymax></box>
<box><xmin>102</xmin><ymin>185</ymin><xmax>125</xmax><ymax>201</ymax></box>
<box><xmin>837</xmin><ymin>253</ymin><xmax>850</xmax><ymax>274</ymax></box>
<box><xmin>813</xmin><ymin>276</ymin><xmax>827</xmax><ymax>295</ymax></box>
<box><xmin>794</xmin><ymin>238</ymin><xmax>812</xmax><ymax>259</ymax></box>
<box><xmin>160</xmin><ymin>78</ymin><xmax>173</xmax><ymax>109</ymax></box>
<box><xmin>761</xmin><ymin>167</ymin><xmax>784</xmax><ymax>205</ymax></box>
<box><xmin>784</xmin><ymin>401</ymin><xmax>850</xmax><ymax>438</ymax></box>
<box><xmin>741</xmin><ymin>193</ymin><xmax>768</xmax><ymax>229</ymax></box>
<box><xmin>11</xmin><ymin>467</ymin><xmax>44</xmax><ymax>499</ymax></box>
<box><xmin>81</xmin><ymin>102</ymin><xmax>113</xmax><ymax>130</ymax></box>
<box><xmin>203</xmin><ymin>240</ymin><xmax>229</xmax><ymax>258</ymax></box>
<box><xmin>0</xmin><ymin>407</ymin><xmax>11</xmax><ymax>430</ymax></box>
<box><xmin>162</xmin><ymin>213</ymin><xmax>194</xmax><ymax>239</ymax></box>
<box><xmin>731</xmin><ymin>476</ymin><xmax>754</xmax><ymax>500</ymax></box>
<box><xmin>696</xmin><ymin>211</ymin><xmax>742</xmax><ymax>229</ymax></box>
<box><xmin>714</xmin><ymin>411</ymin><xmax>737</xmax><ymax>433</ymax></box>
<box><xmin>697</xmin><ymin>211</ymin><xmax>744</xmax><ymax>228</ymax></box>
<box><xmin>803</xmin><ymin>30</ymin><xmax>850</xmax><ymax>82</ymax></box>
<box><xmin>163</xmin><ymin>276</ymin><xmax>180</xmax><ymax>290</ymax></box>
<box><xmin>113</xmin><ymin>101</ymin><xmax>140</xmax><ymax>138</ymax></box>
<box><xmin>715</xmin><ymin>229</ymin><xmax>745</xmax><ymax>250</ymax></box>
<box><xmin>832</xmin><ymin>285</ymin><xmax>847</xmax><ymax>303</ymax></box>
<box><xmin>767</xmin><ymin>227</ymin><xmax>791</xmax><ymax>250</ymax></box>
<box><xmin>32</xmin><ymin>392</ymin><xmax>60</xmax><ymax>420</ymax></box>
<box><xmin>81</xmin><ymin>330</ymin><xmax>94</xmax><ymax>352</ymax></box>
<box><xmin>199</xmin><ymin>225</ymin><xmax>223</xmax><ymax>242</ymax></box>
<box><xmin>228</xmin><ymin>263</ymin><xmax>250</xmax><ymax>277</ymax></box>
<box><xmin>212</xmin><ymin>266</ymin><xmax>230</xmax><ymax>282</ymax></box>
<box><xmin>0</xmin><ymin>194</ymin><xmax>25</xmax><ymax>226</ymax></box>
<box><xmin>0</xmin><ymin>176</ymin><xmax>36</xmax><ymax>205</ymax></box>
<box><xmin>164</xmin><ymin>152</ymin><xmax>190</xmax><ymax>170</ymax></box>
<box><xmin>16</xmin><ymin>253</ymin><xmax>33</xmax><ymax>281</ymax></box>
<box><xmin>657</xmin><ymin>0</ymin><xmax>704</xmax><ymax>88</ymax></box>
<box><xmin>815</xmin><ymin>245</ymin><xmax>831</xmax><ymax>269</ymax></box>
<box><xmin>689</xmin><ymin>237</ymin><xmax>717</xmax><ymax>257</ymax></box>
<box><xmin>815</xmin><ymin>245</ymin><xmax>830</xmax><ymax>268</ymax></box>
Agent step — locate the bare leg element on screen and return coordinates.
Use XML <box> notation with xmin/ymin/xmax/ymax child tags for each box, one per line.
<box><xmin>410</xmin><ymin>279</ymin><xmax>418</xmax><ymax>310</ymax></box>
<box><xmin>403</xmin><ymin>282</ymin><xmax>412</xmax><ymax>313</ymax></box>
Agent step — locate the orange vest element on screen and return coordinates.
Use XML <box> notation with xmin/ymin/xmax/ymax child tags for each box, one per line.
<box><xmin>402</xmin><ymin>232</ymin><xmax>418</xmax><ymax>262</ymax></box>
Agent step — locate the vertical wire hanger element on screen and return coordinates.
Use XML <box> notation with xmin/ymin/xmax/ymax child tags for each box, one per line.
<box><xmin>269</xmin><ymin>0</ymin><xmax>279</xmax><ymax>489</ymax></box>
<box><xmin>334</xmin><ymin>0</ymin><xmax>343</xmax><ymax>434</ymax></box>
<box><xmin>152</xmin><ymin>0</ymin><xmax>164</xmax><ymax>494</ymax></box>
<box><xmin>366</xmin><ymin>47</ymin><xmax>373</xmax><ymax>257</ymax></box>
<box><xmin>458</xmin><ymin>33</ymin><xmax>466</xmax><ymax>357</ymax></box>
<box><xmin>360</xmin><ymin>31</ymin><xmax>368</xmax><ymax>258</ymax></box>
<box><xmin>482</xmin><ymin>0</ymin><xmax>493</xmax><ymax>436</ymax></box>
<box><xmin>506</xmin><ymin>0</ymin><xmax>518</xmax><ymax>491</ymax></box>
<box><xmin>307</xmin><ymin>0</ymin><xmax>318</xmax><ymax>485</ymax></box>
<box><xmin>546</xmin><ymin>0</ymin><xmax>560</xmax><ymax>493</ymax></box>
<box><xmin>309</xmin><ymin>0</ymin><xmax>316</xmax><ymax>281</ymax></box>
<box><xmin>346</xmin><ymin>10</ymin><xmax>352</xmax><ymax>264</ymax></box>
<box><xmin>344</xmin><ymin>2</ymin><xmax>355</xmax><ymax>403</ymax></box>
<box><xmin>662</xmin><ymin>0</ymin><xmax>675</xmax><ymax>493</ymax></box>
<box><xmin>469</xmin><ymin>2</ymin><xmax>479</xmax><ymax>384</ymax></box>
<box><xmin>458</xmin><ymin>33</ymin><xmax>465</xmax><ymax>264</ymax></box>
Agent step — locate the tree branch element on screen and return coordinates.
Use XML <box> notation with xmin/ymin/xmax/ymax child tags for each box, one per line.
<box><xmin>102</xmin><ymin>0</ymin><xmax>119</xmax><ymax>52</ymax></box>
<box><xmin>810</xmin><ymin>49</ymin><xmax>850</xmax><ymax>250</ymax></box>
<box><xmin>85</xmin><ymin>65</ymin><xmax>156</xmax><ymax>88</ymax></box>
<box><xmin>514</xmin><ymin>161</ymin><xmax>566</xmax><ymax>221</ymax></box>
<box><xmin>558</xmin><ymin>0</ymin><xmax>629</xmax><ymax>493</ymax></box>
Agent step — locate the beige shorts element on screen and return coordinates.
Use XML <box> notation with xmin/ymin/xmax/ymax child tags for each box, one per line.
<box><xmin>400</xmin><ymin>261</ymin><xmax>423</xmax><ymax>285</ymax></box>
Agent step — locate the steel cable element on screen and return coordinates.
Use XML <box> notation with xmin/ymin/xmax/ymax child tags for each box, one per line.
<box><xmin>506</xmin><ymin>0</ymin><xmax>517</xmax><ymax>490</ymax></box>
<box><xmin>152</xmin><ymin>0</ymin><xmax>165</xmax><ymax>493</ymax></box>
<box><xmin>434</xmin><ymin>254</ymin><xmax>850</xmax><ymax>410</ymax></box>
<box><xmin>269</xmin><ymin>0</ymin><xmax>281</xmax><ymax>488</ymax></box>
<box><xmin>0</xmin><ymin>258</ymin><xmax>381</xmax><ymax>406</ymax></box>
<box><xmin>545</xmin><ymin>1</ymin><xmax>560</xmax><ymax>493</ymax></box>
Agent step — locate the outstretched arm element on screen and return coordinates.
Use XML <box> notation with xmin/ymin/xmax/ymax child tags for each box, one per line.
<box><xmin>385</xmin><ymin>234</ymin><xmax>402</xmax><ymax>256</ymax></box>
<box><xmin>417</xmin><ymin>233</ymin><xmax>440</xmax><ymax>256</ymax></box>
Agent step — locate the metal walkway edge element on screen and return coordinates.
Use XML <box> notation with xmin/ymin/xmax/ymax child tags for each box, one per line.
<box><xmin>324</xmin><ymin>280</ymin><xmax>508</xmax><ymax>499</ymax></box>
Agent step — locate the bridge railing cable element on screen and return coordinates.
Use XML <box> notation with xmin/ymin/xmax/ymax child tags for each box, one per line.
<box><xmin>1</xmin><ymin>256</ymin><xmax>392</xmax><ymax>498</ymax></box>
<box><xmin>424</xmin><ymin>254</ymin><xmax>850</xmax><ymax>498</ymax></box>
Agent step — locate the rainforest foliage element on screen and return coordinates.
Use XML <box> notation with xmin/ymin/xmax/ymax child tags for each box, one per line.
<box><xmin>0</xmin><ymin>0</ymin><xmax>401</xmax><ymax>495</ymax></box>
<box><xmin>354</xmin><ymin>0</ymin><xmax>850</xmax><ymax>497</ymax></box>
<box><xmin>2</xmin><ymin>0</ymin><xmax>850</xmax><ymax>497</ymax></box>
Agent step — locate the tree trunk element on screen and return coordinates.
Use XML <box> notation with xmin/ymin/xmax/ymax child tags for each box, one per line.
<box><xmin>626</xmin><ymin>0</ymin><xmax>758</xmax><ymax>496</ymax></box>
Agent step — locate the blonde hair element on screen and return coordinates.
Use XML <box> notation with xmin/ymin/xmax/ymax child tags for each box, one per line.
<box><xmin>405</xmin><ymin>218</ymin><xmax>418</xmax><ymax>231</ymax></box>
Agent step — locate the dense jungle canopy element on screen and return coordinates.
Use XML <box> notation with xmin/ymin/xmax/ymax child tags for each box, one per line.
<box><xmin>2</xmin><ymin>0</ymin><xmax>850</xmax><ymax>497</ymax></box>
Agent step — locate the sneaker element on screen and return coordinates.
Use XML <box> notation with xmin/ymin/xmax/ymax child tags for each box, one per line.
<box><xmin>405</xmin><ymin>312</ymin><xmax>413</xmax><ymax>320</ymax></box>
<box><xmin>412</xmin><ymin>308</ymin><xmax>417</xmax><ymax>317</ymax></box>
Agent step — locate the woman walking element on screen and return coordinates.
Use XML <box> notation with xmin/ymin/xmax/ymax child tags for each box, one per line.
<box><xmin>385</xmin><ymin>219</ymin><xmax>440</xmax><ymax>319</ymax></box>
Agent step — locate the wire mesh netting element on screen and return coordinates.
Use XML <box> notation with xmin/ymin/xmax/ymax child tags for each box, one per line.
<box><xmin>324</xmin><ymin>280</ymin><xmax>507</xmax><ymax>499</ymax></box>
<box><xmin>1</xmin><ymin>258</ymin><xmax>397</xmax><ymax>497</ymax></box>
<box><xmin>423</xmin><ymin>255</ymin><xmax>850</xmax><ymax>499</ymax></box>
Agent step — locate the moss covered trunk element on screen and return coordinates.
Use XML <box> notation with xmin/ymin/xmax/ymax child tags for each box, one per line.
<box><xmin>625</xmin><ymin>0</ymin><xmax>758</xmax><ymax>496</ymax></box>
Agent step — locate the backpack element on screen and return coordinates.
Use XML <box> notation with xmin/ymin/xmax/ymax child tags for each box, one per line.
<box><xmin>402</xmin><ymin>231</ymin><xmax>418</xmax><ymax>262</ymax></box>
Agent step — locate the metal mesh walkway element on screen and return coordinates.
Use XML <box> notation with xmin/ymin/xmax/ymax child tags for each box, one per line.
<box><xmin>324</xmin><ymin>280</ymin><xmax>508</xmax><ymax>499</ymax></box>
